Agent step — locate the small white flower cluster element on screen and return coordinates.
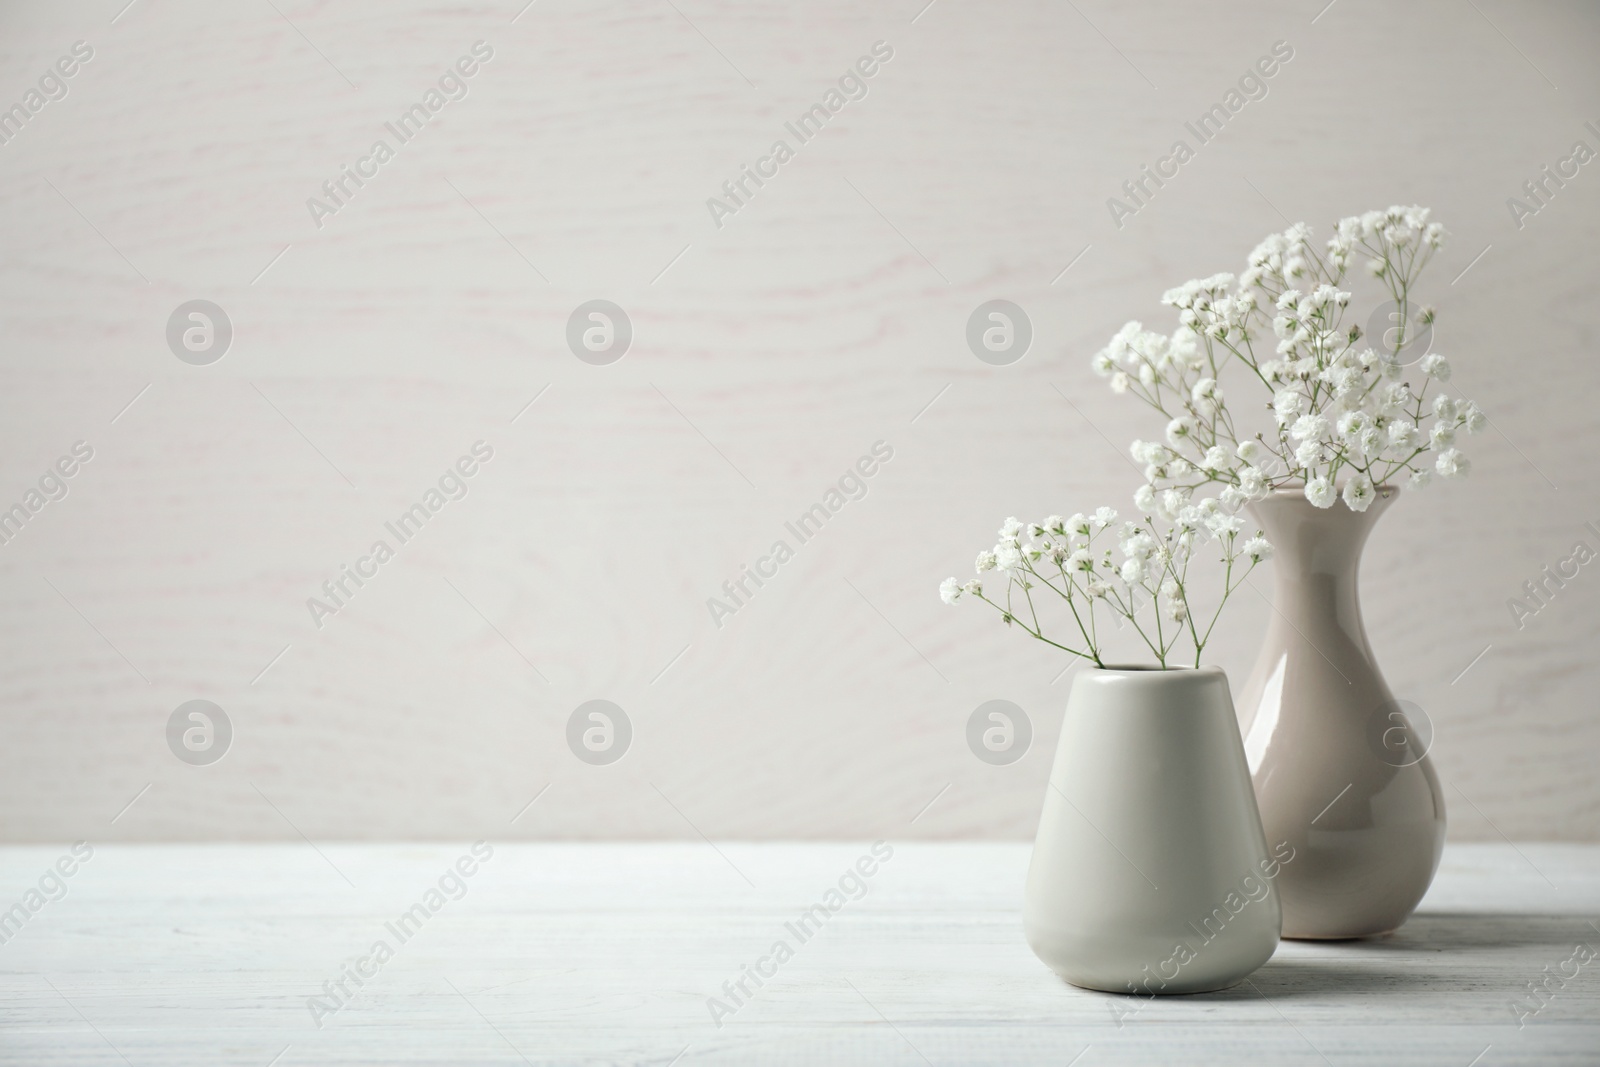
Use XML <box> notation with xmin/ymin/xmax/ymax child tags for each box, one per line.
<box><xmin>939</xmin><ymin>506</ymin><xmax>1269</xmax><ymax>669</ymax></box>
<box><xmin>1092</xmin><ymin>206</ymin><xmax>1485</xmax><ymax>512</ymax></box>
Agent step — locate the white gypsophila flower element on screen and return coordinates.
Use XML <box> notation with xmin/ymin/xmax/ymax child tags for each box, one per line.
<box><xmin>1166</xmin><ymin>416</ymin><xmax>1196</xmax><ymax>447</ymax></box>
<box><xmin>975</xmin><ymin>550</ymin><xmax>997</xmax><ymax>572</ymax></box>
<box><xmin>1324</xmin><ymin>366</ymin><xmax>1364</xmax><ymax>400</ymax></box>
<box><xmin>1358</xmin><ymin>426</ymin><xmax>1383</xmax><ymax>459</ymax></box>
<box><xmin>1093</xmin><ymin>506</ymin><xmax>1118</xmax><ymax>528</ymax></box>
<box><xmin>995</xmin><ymin>543</ymin><xmax>1023</xmax><ymax>571</ymax></box>
<box><xmin>939</xmin><ymin>577</ymin><xmax>962</xmax><ymax>605</ymax></box>
<box><xmin>1243</xmin><ymin>535</ymin><xmax>1273</xmax><ymax>563</ymax></box>
<box><xmin>1431</xmin><ymin>422</ymin><xmax>1456</xmax><ymax>450</ymax></box>
<box><xmin>1237</xmin><ymin>440</ymin><xmax>1263</xmax><ymax>464</ymax></box>
<box><xmin>1420</xmin><ymin>354</ymin><xmax>1451</xmax><ymax>381</ymax></box>
<box><xmin>999</xmin><ymin>517</ymin><xmax>1023</xmax><ymax>542</ymax></box>
<box><xmin>962</xmin><ymin>579</ymin><xmax>982</xmax><ymax>597</ymax></box>
<box><xmin>1220</xmin><ymin>485</ymin><xmax>1247</xmax><ymax>511</ymax></box>
<box><xmin>1342</xmin><ymin>473</ymin><xmax>1376</xmax><ymax>512</ymax></box>
<box><xmin>1200</xmin><ymin>445</ymin><xmax>1230</xmax><ymax>471</ymax></box>
<box><xmin>1120</xmin><ymin>557</ymin><xmax>1146</xmax><ymax>584</ymax></box>
<box><xmin>1163</xmin><ymin>599</ymin><xmax>1188</xmax><ymax>623</ymax></box>
<box><xmin>1274</xmin><ymin>389</ymin><xmax>1307</xmax><ymax>424</ymax></box>
<box><xmin>1463</xmin><ymin>402</ymin><xmax>1487</xmax><ymax>434</ymax></box>
<box><xmin>1388</xmin><ymin>421</ymin><xmax>1420</xmax><ymax>451</ymax></box>
<box><xmin>1172</xmin><ymin>330</ymin><xmax>1206</xmax><ymax>372</ymax></box>
<box><xmin>1168</xmin><ymin>457</ymin><xmax>1193</xmax><ymax>476</ymax></box>
<box><xmin>1433</xmin><ymin>395</ymin><xmax>1458</xmax><ymax>423</ymax></box>
<box><xmin>1295</xmin><ymin>439</ymin><xmax>1325</xmax><ymax>469</ymax></box>
<box><xmin>1120</xmin><ymin>532</ymin><xmax>1156</xmax><ymax>560</ymax></box>
<box><xmin>1139</xmin><ymin>364</ymin><xmax>1159</xmax><ymax>388</ymax></box>
<box><xmin>1409</xmin><ymin>467</ymin><xmax>1433</xmax><ymax>491</ymax></box>
<box><xmin>1133</xmin><ymin>484</ymin><xmax>1156</xmax><ymax>514</ymax></box>
<box><xmin>1087</xmin><ymin>580</ymin><xmax>1111</xmax><ymax>598</ymax></box>
<box><xmin>1436</xmin><ymin>448</ymin><xmax>1470</xmax><ymax>479</ymax></box>
<box><xmin>1067</xmin><ymin>512</ymin><xmax>1091</xmax><ymax>538</ymax></box>
<box><xmin>1305</xmin><ymin>476</ymin><xmax>1336</xmax><ymax>508</ymax></box>
<box><xmin>1290</xmin><ymin>413</ymin><xmax>1330</xmax><ymax>442</ymax></box>
<box><xmin>1206</xmin><ymin>513</ymin><xmax>1244</xmax><ymax>538</ymax></box>
<box><xmin>1066</xmin><ymin>549</ymin><xmax>1094</xmax><ymax>572</ymax></box>
<box><xmin>1110</xmin><ymin>372</ymin><xmax>1130</xmax><ymax>393</ymax></box>
<box><xmin>1045</xmin><ymin>515</ymin><xmax>1066</xmax><ymax>535</ymax></box>
<box><xmin>1238</xmin><ymin>466</ymin><xmax>1268</xmax><ymax>498</ymax></box>
<box><xmin>1160</xmin><ymin>488</ymin><xmax>1189</xmax><ymax>519</ymax></box>
<box><xmin>1091</xmin><ymin>352</ymin><xmax>1115</xmax><ymax>377</ymax></box>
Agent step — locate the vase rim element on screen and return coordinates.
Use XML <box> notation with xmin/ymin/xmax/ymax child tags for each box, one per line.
<box><xmin>1258</xmin><ymin>482</ymin><xmax>1400</xmax><ymax>498</ymax></box>
<box><xmin>1088</xmin><ymin>663</ymin><xmax>1223</xmax><ymax>674</ymax></box>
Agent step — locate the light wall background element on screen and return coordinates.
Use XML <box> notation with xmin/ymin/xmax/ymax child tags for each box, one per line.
<box><xmin>1</xmin><ymin>0</ymin><xmax>1596</xmax><ymax>843</ymax></box>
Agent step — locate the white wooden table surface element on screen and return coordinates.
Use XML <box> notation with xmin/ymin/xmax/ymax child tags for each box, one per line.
<box><xmin>2</xmin><ymin>843</ymin><xmax>1597</xmax><ymax>1066</ymax></box>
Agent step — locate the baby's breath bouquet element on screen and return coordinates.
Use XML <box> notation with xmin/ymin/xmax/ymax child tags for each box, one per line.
<box><xmin>939</xmin><ymin>507</ymin><xmax>1270</xmax><ymax>669</ymax></box>
<box><xmin>1093</xmin><ymin>206</ymin><xmax>1485</xmax><ymax>514</ymax></box>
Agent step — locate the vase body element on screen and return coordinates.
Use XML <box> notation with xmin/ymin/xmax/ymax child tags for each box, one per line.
<box><xmin>1024</xmin><ymin>666</ymin><xmax>1282</xmax><ymax>995</ymax></box>
<box><xmin>1236</xmin><ymin>488</ymin><xmax>1446</xmax><ymax>939</ymax></box>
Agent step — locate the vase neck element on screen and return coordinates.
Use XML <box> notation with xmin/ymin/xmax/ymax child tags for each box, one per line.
<box><xmin>1247</xmin><ymin>489</ymin><xmax>1394</xmax><ymax>580</ymax></box>
<box><xmin>1243</xmin><ymin>491</ymin><xmax>1393</xmax><ymax>666</ymax></box>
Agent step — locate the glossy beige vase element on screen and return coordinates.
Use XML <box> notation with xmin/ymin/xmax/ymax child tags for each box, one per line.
<box><xmin>1236</xmin><ymin>488</ymin><xmax>1446</xmax><ymax>939</ymax></box>
<box><xmin>1024</xmin><ymin>667</ymin><xmax>1283</xmax><ymax>994</ymax></box>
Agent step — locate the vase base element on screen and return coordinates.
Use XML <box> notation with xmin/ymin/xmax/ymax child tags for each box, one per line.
<box><xmin>1056</xmin><ymin>972</ymin><xmax>1255</xmax><ymax>996</ymax></box>
<box><xmin>1281</xmin><ymin>927</ymin><xmax>1400</xmax><ymax>942</ymax></box>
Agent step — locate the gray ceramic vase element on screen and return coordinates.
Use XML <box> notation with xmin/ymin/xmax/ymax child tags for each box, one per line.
<box><xmin>1025</xmin><ymin>666</ymin><xmax>1283</xmax><ymax>994</ymax></box>
<box><xmin>1235</xmin><ymin>487</ymin><xmax>1446</xmax><ymax>940</ymax></box>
